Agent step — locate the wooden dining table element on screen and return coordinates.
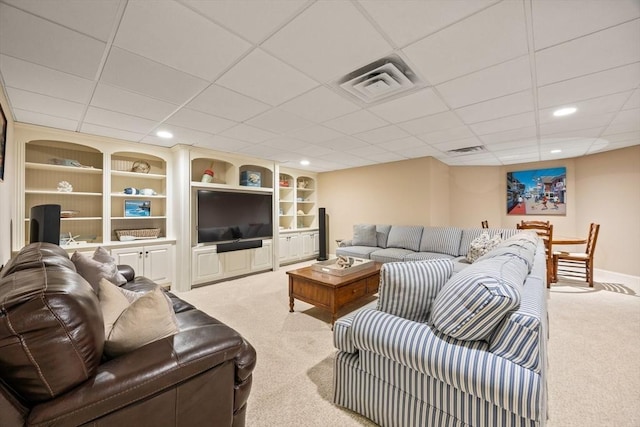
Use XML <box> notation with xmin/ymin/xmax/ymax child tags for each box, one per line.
<box><xmin>552</xmin><ymin>236</ymin><xmax>587</xmax><ymax>245</ymax></box>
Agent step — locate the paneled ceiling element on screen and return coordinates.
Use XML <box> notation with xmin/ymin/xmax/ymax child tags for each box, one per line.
<box><xmin>0</xmin><ymin>0</ymin><xmax>638</xmax><ymax>172</ymax></box>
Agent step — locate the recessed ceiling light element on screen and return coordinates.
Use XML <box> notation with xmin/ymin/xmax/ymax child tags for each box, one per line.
<box><xmin>300</xmin><ymin>160</ymin><xmax>310</xmax><ymax>166</ymax></box>
<box><xmin>156</xmin><ymin>130</ymin><xmax>173</xmax><ymax>139</ymax></box>
<box><xmin>551</xmin><ymin>149</ymin><xmax>562</xmax><ymax>154</ymax></box>
<box><xmin>553</xmin><ymin>107</ymin><xmax>577</xmax><ymax>117</ymax></box>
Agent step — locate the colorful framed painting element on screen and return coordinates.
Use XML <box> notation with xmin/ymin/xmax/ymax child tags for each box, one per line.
<box><xmin>124</xmin><ymin>200</ymin><xmax>151</xmax><ymax>217</ymax></box>
<box><xmin>506</xmin><ymin>167</ymin><xmax>566</xmax><ymax>215</ymax></box>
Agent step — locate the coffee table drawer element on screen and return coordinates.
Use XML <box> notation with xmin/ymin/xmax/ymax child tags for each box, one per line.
<box><xmin>336</xmin><ymin>279</ymin><xmax>367</xmax><ymax>304</ymax></box>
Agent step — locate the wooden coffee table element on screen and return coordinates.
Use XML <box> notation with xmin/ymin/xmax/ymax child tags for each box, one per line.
<box><xmin>287</xmin><ymin>262</ymin><xmax>382</xmax><ymax>327</ymax></box>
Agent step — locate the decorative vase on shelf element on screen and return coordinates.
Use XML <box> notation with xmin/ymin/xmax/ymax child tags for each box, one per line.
<box><xmin>201</xmin><ymin>169</ymin><xmax>214</xmax><ymax>183</ymax></box>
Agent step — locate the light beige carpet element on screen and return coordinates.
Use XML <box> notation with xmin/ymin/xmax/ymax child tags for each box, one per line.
<box><xmin>175</xmin><ymin>262</ymin><xmax>640</xmax><ymax>427</ymax></box>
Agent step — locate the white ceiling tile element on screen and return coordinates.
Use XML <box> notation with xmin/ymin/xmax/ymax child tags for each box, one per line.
<box><xmin>0</xmin><ymin>55</ymin><xmax>94</xmax><ymax>103</ymax></box>
<box><xmin>360</xmin><ymin>152</ymin><xmax>407</xmax><ymax>163</ymax></box>
<box><xmin>6</xmin><ymin>87</ymin><xmax>85</xmax><ymax>120</ymax></box>
<box><xmin>0</xmin><ymin>3</ymin><xmax>106</xmax><ymax>79</ymax></box>
<box><xmin>114</xmin><ymin>0</ymin><xmax>251</xmax><ymax>81</ymax></box>
<box><xmin>539</xmin><ymin>92</ymin><xmax>631</xmax><ymax>124</ymax></box>
<box><xmin>532</xmin><ymin>0</ymin><xmax>640</xmax><ymax>49</ymax></box>
<box><xmin>536</xmin><ymin>20</ymin><xmax>640</xmax><ymax>86</ymax></box>
<box><xmin>322</xmin><ymin>136</ymin><xmax>371</xmax><ymax>151</ymax></box>
<box><xmin>358</xmin><ymin>0</ymin><xmax>498</xmax><ymax>47</ymax></box>
<box><xmin>479</xmin><ymin>126</ymin><xmax>538</xmax><ymax>145</ymax></box>
<box><xmin>355</xmin><ymin>125</ymin><xmax>409</xmax><ymax>144</ymax></box>
<box><xmin>238</xmin><ymin>144</ymin><xmax>285</xmax><ymax>160</ymax></box>
<box><xmin>2</xmin><ymin>0</ymin><xmax>122</xmax><ymax>41</ymax></box>
<box><xmin>346</xmin><ymin>144</ymin><xmax>388</xmax><ymax>157</ymax></box>
<box><xmin>539</xmin><ymin>112</ymin><xmax>615</xmax><ymax>136</ymax></box>
<box><xmin>541</xmin><ymin>126</ymin><xmax>605</xmax><ymax>141</ymax></box>
<box><xmin>220</xmin><ymin>123</ymin><xmax>277</xmax><ymax>143</ymax></box>
<box><xmin>395</xmin><ymin>144</ymin><xmax>444</xmax><ymax>159</ymax></box>
<box><xmin>183</xmin><ymin>0</ymin><xmax>308</xmax><ymax>44</ymax></box>
<box><xmin>436</xmin><ymin>56</ymin><xmax>532</xmax><ymax>108</ymax></box>
<box><xmin>485</xmin><ymin>138</ymin><xmax>538</xmax><ymax>152</ymax></box>
<box><xmin>186</xmin><ymin>84</ymin><xmax>270</xmax><ymax>122</ymax></box>
<box><xmin>470</xmin><ymin>112</ymin><xmax>536</xmax><ymax>136</ymax></box>
<box><xmin>598</xmin><ymin>139</ymin><xmax>640</xmax><ymax>152</ymax></box>
<box><xmin>246</xmin><ymin>109</ymin><xmax>313</xmax><ymax>134</ymax></box>
<box><xmin>216</xmin><ymin>49</ymin><xmax>318</xmax><ymax>106</ymax></box>
<box><xmin>80</xmin><ymin>123</ymin><xmax>146</xmax><ymax>143</ymax></box>
<box><xmin>368</xmin><ymin>88</ymin><xmax>449</xmax><ymax>123</ymax></box>
<box><xmin>323</xmin><ymin>109</ymin><xmax>388</xmax><ymax>134</ymax></box>
<box><xmin>262</xmin><ymin>1</ymin><xmax>392</xmax><ymax>82</ymax></box>
<box><xmin>403</xmin><ymin>1</ymin><xmax>527</xmax><ymax>85</ymax></box>
<box><xmin>165</xmin><ymin>108</ymin><xmax>236</xmax><ymax>134</ymax></box>
<box><xmin>101</xmin><ymin>47</ymin><xmax>209</xmax><ymax>104</ymax></box>
<box><xmin>261</xmin><ymin>137</ymin><xmax>310</xmax><ymax>151</ymax></box>
<box><xmin>455</xmin><ymin>90</ymin><xmax>534</xmax><ymax>124</ymax></box>
<box><xmin>433</xmin><ymin>137</ymin><xmax>483</xmax><ymax>152</ymax></box>
<box><xmin>13</xmin><ymin>108</ymin><xmax>78</xmax><ymax>131</ymax></box>
<box><xmin>397</xmin><ymin>111</ymin><xmax>464</xmax><ymax>135</ymax></box>
<box><xmin>148</xmin><ymin>125</ymin><xmax>221</xmax><ymax>147</ymax></box>
<box><xmin>91</xmin><ymin>83</ymin><xmax>179</xmax><ymax>121</ymax></box>
<box><xmin>287</xmin><ymin>125</ymin><xmax>344</xmax><ymax>144</ymax></box>
<box><xmin>604</xmin><ymin>108</ymin><xmax>640</xmax><ymax>134</ymax></box>
<box><xmin>375</xmin><ymin>136</ymin><xmax>426</xmax><ymax>152</ymax></box>
<box><xmin>537</xmin><ymin>63</ymin><xmax>640</xmax><ymax>108</ymax></box>
<box><xmin>601</xmin><ymin>130</ymin><xmax>640</xmax><ymax>142</ymax></box>
<box><xmin>193</xmin><ymin>135</ymin><xmax>251</xmax><ymax>153</ymax></box>
<box><xmin>418</xmin><ymin>126</ymin><xmax>475</xmax><ymax>145</ymax></box>
<box><xmin>84</xmin><ymin>106</ymin><xmax>158</xmax><ymax>134</ymax></box>
<box><xmin>623</xmin><ymin>89</ymin><xmax>640</xmax><ymax>110</ymax></box>
<box><xmin>290</xmin><ymin>144</ymin><xmax>336</xmax><ymax>157</ymax></box>
<box><xmin>279</xmin><ymin>86</ymin><xmax>360</xmax><ymax>122</ymax></box>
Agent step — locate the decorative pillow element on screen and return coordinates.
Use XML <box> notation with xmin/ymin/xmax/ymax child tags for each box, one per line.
<box><xmin>98</xmin><ymin>279</ymin><xmax>178</xmax><ymax>358</ymax></box>
<box><xmin>71</xmin><ymin>247</ymin><xmax>127</xmax><ymax>294</ymax></box>
<box><xmin>352</xmin><ymin>224</ymin><xmax>377</xmax><ymax>247</ymax></box>
<box><xmin>376</xmin><ymin>259</ymin><xmax>454</xmax><ymax>323</ymax></box>
<box><xmin>466</xmin><ymin>232</ymin><xmax>502</xmax><ymax>263</ymax></box>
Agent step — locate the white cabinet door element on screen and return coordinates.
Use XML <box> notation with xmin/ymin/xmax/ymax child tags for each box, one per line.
<box><xmin>289</xmin><ymin>234</ymin><xmax>301</xmax><ymax>259</ymax></box>
<box><xmin>279</xmin><ymin>236</ymin><xmax>291</xmax><ymax>262</ymax></box>
<box><xmin>313</xmin><ymin>232</ymin><xmax>320</xmax><ymax>254</ymax></box>
<box><xmin>251</xmin><ymin>240</ymin><xmax>272</xmax><ymax>271</ymax></box>
<box><xmin>302</xmin><ymin>233</ymin><xmax>313</xmax><ymax>256</ymax></box>
<box><xmin>143</xmin><ymin>244</ymin><xmax>172</xmax><ymax>285</ymax></box>
<box><xmin>111</xmin><ymin>246</ymin><xmax>144</xmax><ymax>276</ymax></box>
<box><xmin>223</xmin><ymin>249</ymin><xmax>251</xmax><ymax>276</ymax></box>
<box><xmin>192</xmin><ymin>247</ymin><xmax>223</xmax><ymax>285</ymax></box>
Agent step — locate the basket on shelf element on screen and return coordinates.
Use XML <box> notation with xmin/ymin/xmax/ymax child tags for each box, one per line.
<box><xmin>115</xmin><ymin>228</ymin><xmax>161</xmax><ymax>240</ymax></box>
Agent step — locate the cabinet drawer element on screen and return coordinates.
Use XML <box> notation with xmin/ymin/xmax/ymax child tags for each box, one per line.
<box><xmin>336</xmin><ymin>280</ymin><xmax>367</xmax><ymax>304</ymax></box>
<box><xmin>366</xmin><ymin>276</ymin><xmax>380</xmax><ymax>293</ymax></box>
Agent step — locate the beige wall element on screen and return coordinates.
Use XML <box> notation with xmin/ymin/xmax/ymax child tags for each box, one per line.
<box><xmin>0</xmin><ymin>85</ymin><xmax>14</xmax><ymax>266</ymax></box>
<box><xmin>318</xmin><ymin>146</ymin><xmax>640</xmax><ymax>276</ymax></box>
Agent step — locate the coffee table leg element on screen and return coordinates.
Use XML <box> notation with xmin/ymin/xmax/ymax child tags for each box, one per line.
<box><xmin>289</xmin><ymin>296</ymin><xmax>294</xmax><ymax>313</ymax></box>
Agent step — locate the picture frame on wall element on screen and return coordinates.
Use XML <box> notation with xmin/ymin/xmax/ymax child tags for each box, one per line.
<box><xmin>0</xmin><ymin>102</ymin><xmax>7</xmax><ymax>182</ymax></box>
<box><xmin>506</xmin><ymin>167</ymin><xmax>567</xmax><ymax>216</ymax></box>
<box><xmin>124</xmin><ymin>200</ymin><xmax>151</xmax><ymax>217</ymax></box>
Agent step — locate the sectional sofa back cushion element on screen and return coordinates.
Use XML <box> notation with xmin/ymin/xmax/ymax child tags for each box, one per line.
<box><xmin>458</xmin><ymin>228</ymin><xmax>521</xmax><ymax>257</ymax></box>
<box><xmin>352</xmin><ymin>224</ymin><xmax>377</xmax><ymax>247</ymax></box>
<box><xmin>375</xmin><ymin>224</ymin><xmax>392</xmax><ymax>248</ymax></box>
<box><xmin>386</xmin><ymin>225</ymin><xmax>423</xmax><ymax>252</ymax></box>
<box><xmin>419</xmin><ymin>226</ymin><xmax>463</xmax><ymax>257</ymax></box>
<box><xmin>430</xmin><ymin>254</ymin><xmax>529</xmax><ymax>341</ymax></box>
<box><xmin>478</xmin><ymin>232</ymin><xmax>538</xmax><ymax>271</ymax></box>
<box><xmin>0</xmin><ymin>243</ymin><xmax>104</xmax><ymax>403</ymax></box>
<box><xmin>377</xmin><ymin>259</ymin><xmax>454</xmax><ymax>322</ymax></box>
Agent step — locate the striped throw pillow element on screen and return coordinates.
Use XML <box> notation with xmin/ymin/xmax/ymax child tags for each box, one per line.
<box><xmin>376</xmin><ymin>259</ymin><xmax>454</xmax><ymax>323</ymax></box>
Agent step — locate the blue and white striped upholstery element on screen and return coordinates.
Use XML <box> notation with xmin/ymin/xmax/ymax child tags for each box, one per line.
<box><xmin>376</xmin><ymin>259</ymin><xmax>454</xmax><ymax>323</ymax></box>
<box><xmin>419</xmin><ymin>226</ymin><xmax>463</xmax><ymax>256</ymax></box>
<box><xmin>430</xmin><ymin>255</ymin><xmax>528</xmax><ymax>341</ymax></box>
<box><xmin>458</xmin><ymin>228</ymin><xmax>520</xmax><ymax>256</ymax></box>
<box><xmin>375</xmin><ymin>224</ymin><xmax>393</xmax><ymax>248</ymax></box>
<box><xmin>404</xmin><ymin>252</ymin><xmax>455</xmax><ymax>262</ymax></box>
<box><xmin>386</xmin><ymin>226</ymin><xmax>424</xmax><ymax>251</ymax></box>
<box><xmin>335</xmin><ymin>245</ymin><xmax>379</xmax><ymax>259</ymax></box>
<box><xmin>334</xmin><ymin>300</ymin><xmax>377</xmax><ymax>354</ymax></box>
<box><xmin>370</xmin><ymin>248</ymin><xmax>414</xmax><ymax>263</ymax></box>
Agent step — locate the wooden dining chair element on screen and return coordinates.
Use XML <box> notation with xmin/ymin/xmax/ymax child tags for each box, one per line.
<box><xmin>517</xmin><ymin>220</ymin><xmax>553</xmax><ymax>287</ymax></box>
<box><xmin>481</xmin><ymin>220</ymin><xmax>489</xmax><ymax>229</ymax></box>
<box><xmin>553</xmin><ymin>223</ymin><xmax>600</xmax><ymax>287</ymax></box>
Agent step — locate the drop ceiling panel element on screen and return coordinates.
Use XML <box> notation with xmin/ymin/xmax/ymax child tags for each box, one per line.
<box><xmin>323</xmin><ymin>109</ymin><xmax>388</xmax><ymax>135</ymax></box>
<box><xmin>81</xmin><ymin>123</ymin><xmax>146</xmax><ymax>143</ymax></box>
<box><xmin>14</xmin><ymin>109</ymin><xmax>78</xmax><ymax>131</ymax></box>
<box><xmin>455</xmin><ymin>90</ymin><xmax>534</xmax><ymax>124</ymax></box>
<box><xmin>358</xmin><ymin>0</ymin><xmax>498</xmax><ymax>47</ymax></box>
<box><xmin>395</xmin><ymin>144</ymin><xmax>443</xmax><ymax>159</ymax></box>
<box><xmin>6</xmin><ymin>87</ymin><xmax>85</xmax><ymax>120</ymax></box>
<box><xmin>417</xmin><ymin>126</ymin><xmax>475</xmax><ymax>145</ymax></box>
<box><xmin>355</xmin><ymin>125</ymin><xmax>410</xmax><ymax>144</ymax></box>
<box><xmin>101</xmin><ymin>48</ymin><xmax>209</xmax><ymax>105</ymax></box>
<box><xmin>538</xmin><ymin>92</ymin><xmax>631</xmax><ymax>124</ymax></box>
<box><xmin>0</xmin><ymin>3</ymin><xmax>106</xmax><ymax>79</ymax></box>
<box><xmin>287</xmin><ymin>125</ymin><xmax>344</xmax><ymax>144</ymax></box>
<box><xmin>0</xmin><ymin>55</ymin><xmax>94</xmax><ymax>103</ymax></box>
<box><xmin>368</xmin><ymin>88</ymin><xmax>449</xmax><ymax>123</ymax></box>
<box><xmin>114</xmin><ymin>1</ymin><xmax>251</xmax><ymax>81</ymax></box>
<box><xmin>535</xmin><ymin>20</ymin><xmax>640</xmax><ymax>86</ymax></box>
<box><xmin>402</xmin><ymin>1</ymin><xmax>527</xmax><ymax>85</ymax></box>
<box><xmin>164</xmin><ymin>108</ymin><xmax>237</xmax><ymax>134</ymax></box>
<box><xmin>279</xmin><ymin>86</ymin><xmax>360</xmax><ymax>122</ymax></box>
<box><xmin>182</xmin><ymin>0</ymin><xmax>308</xmax><ymax>44</ymax></box>
<box><xmin>397</xmin><ymin>111</ymin><xmax>464</xmax><ymax>135</ymax></box>
<box><xmin>192</xmin><ymin>135</ymin><xmax>251</xmax><ymax>153</ymax></box>
<box><xmin>470</xmin><ymin>112</ymin><xmax>536</xmax><ymax>136</ymax></box>
<box><xmin>622</xmin><ymin>89</ymin><xmax>640</xmax><ymax>110</ymax></box>
<box><xmin>84</xmin><ymin>107</ymin><xmax>158</xmax><ymax>135</ymax></box>
<box><xmin>261</xmin><ymin>137</ymin><xmax>310</xmax><ymax>151</ymax></box>
<box><xmin>479</xmin><ymin>126</ymin><xmax>538</xmax><ymax>145</ymax></box>
<box><xmin>220</xmin><ymin>123</ymin><xmax>277</xmax><ymax>143</ymax></box>
<box><xmin>262</xmin><ymin>1</ymin><xmax>393</xmax><ymax>82</ymax></box>
<box><xmin>186</xmin><ymin>84</ymin><xmax>270</xmax><ymax>122</ymax></box>
<box><xmin>246</xmin><ymin>109</ymin><xmax>313</xmax><ymax>134</ymax></box>
<box><xmin>436</xmin><ymin>56</ymin><xmax>532</xmax><ymax>109</ymax></box>
<box><xmin>322</xmin><ymin>136</ymin><xmax>371</xmax><ymax>151</ymax></box>
<box><xmin>91</xmin><ymin>83</ymin><xmax>179</xmax><ymax>121</ymax></box>
<box><xmin>531</xmin><ymin>0</ymin><xmax>640</xmax><ymax>50</ymax></box>
<box><xmin>216</xmin><ymin>49</ymin><xmax>318</xmax><ymax>106</ymax></box>
<box><xmin>374</xmin><ymin>136</ymin><xmax>425</xmax><ymax>151</ymax></box>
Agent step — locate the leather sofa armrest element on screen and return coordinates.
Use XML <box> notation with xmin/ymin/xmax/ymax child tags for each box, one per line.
<box><xmin>117</xmin><ymin>264</ymin><xmax>135</xmax><ymax>282</ymax></box>
<box><xmin>27</xmin><ymin>324</ymin><xmax>250</xmax><ymax>427</ymax></box>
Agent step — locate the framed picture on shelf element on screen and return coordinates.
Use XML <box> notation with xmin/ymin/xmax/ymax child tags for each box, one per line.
<box><xmin>0</xmin><ymin>102</ymin><xmax>7</xmax><ymax>182</ymax></box>
<box><xmin>124</xmin><ymin>200</ymin><xmax>151</xmax><ymax>217</ymax></box>
<box><xmin>506</xmin><ymin>167</ymin><xmax>566</xmax><ymax>216</ymax></box>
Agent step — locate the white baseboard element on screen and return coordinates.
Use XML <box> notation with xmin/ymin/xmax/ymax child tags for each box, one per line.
<box><xmin>594</xmin><ymin>268</ymin><xmax>640</xmax><ymax>288</ymax></box>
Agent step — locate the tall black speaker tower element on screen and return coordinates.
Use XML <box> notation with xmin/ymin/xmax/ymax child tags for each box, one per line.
<box><xmin>30</xmin><ymin>204</ymin><xmax>61</xmax><ymax>245</ymax></box>
<box><xmin>317</xmin><ymin>207</ymin><xmax>328</xmax><ymax>261</ymax></box>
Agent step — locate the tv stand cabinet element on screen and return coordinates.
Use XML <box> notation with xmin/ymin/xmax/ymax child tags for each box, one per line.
<box><xmin>191</xmin><ymin>240</ymin><xmax>273</xmax><ymax>286</ymax></box>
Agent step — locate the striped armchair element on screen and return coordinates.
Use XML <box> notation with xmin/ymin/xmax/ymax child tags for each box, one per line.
<box><xmin>333</xmin><ymin>234</ymin><xmax>548</xmax><ymax>427</ymax></box>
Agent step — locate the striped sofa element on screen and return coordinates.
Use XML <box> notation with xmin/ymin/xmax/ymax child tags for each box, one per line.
<box><xmin>333</xmin><ymin>232</ymin><xmax>548</xmax><ymax>427</ymax></box>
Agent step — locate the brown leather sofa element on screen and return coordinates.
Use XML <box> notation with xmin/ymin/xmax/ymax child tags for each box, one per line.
<box><xmin>0</xmin><ymin>242</ymin><xmax>256</xmax><ymax>426</ymax></box>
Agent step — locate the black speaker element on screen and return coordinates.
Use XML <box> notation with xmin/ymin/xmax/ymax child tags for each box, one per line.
<box><xmin>317</xmin><ymin>207</ymin><xmax>328</xmax><ymax>261</ymax></box>
<box><xmin>217</xmin><ymin>239</ymin><xmax>262</xmax><ymax>253</ymax></box>
<box><xmin>30</xmin><ymin>204</ymin><xmax>61</xmax><ymax>245</ymax></box>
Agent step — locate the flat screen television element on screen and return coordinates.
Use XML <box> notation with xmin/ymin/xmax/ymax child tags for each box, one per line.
<box><xmin>196</xmin><ymin>190</ymin><xmax>273</xmax><ymax>244</ymax></box>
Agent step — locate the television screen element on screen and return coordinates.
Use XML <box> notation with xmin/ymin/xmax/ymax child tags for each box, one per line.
<box><xmin>197</xmin><ymin>190</ymin><xmax>273</xmax><ymax>244</ymax></box>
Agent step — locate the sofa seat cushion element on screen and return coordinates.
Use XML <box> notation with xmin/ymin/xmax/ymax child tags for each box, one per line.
<box><xmin>386</xmin><ymin>225</ymin><xmax>423</xmax><ymax>251</ymax></box>
<box><xmin>419</xmin><ymin>226</ymin><xmax>463</xmax><ymax>257</ymax></box>
<box><xmin>376</xmin><ymin>259</ymin><xmax>454</xmax><ymax>322</ymax></box>
<box><xmin>404</xmin><ymin>252</ymin><xmax>455</xmax><ymax>262</ymax></box>
<box><xmin>335</xmin><ymin>246</ymin><xmax>379</xmax><ymax>259</ymax></box>
<box><xmin>430</xmin><ymin>255</ymin><xmax>529</xmax><ymax>341</ymax></box>
<box><xmin>370</xmin><ymin>248</ymin><xmax>414</xmax><ymax>263</ymax></box>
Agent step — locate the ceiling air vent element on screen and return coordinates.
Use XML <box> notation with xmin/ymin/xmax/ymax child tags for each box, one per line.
<box><xmin>336</xmin><ymin>54</ymin><xmax>424</xmax><ymax>104</ymax></box>
<box><xmin>447</xmin><ymin>145</ymin><xmax>487</xmax><ymax>156</ymax></box>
